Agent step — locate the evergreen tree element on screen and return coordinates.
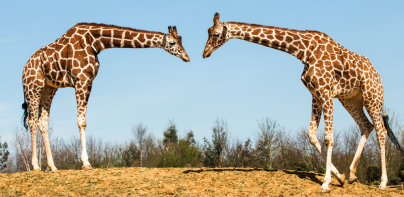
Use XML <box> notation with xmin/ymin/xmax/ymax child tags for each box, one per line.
<box><xmin>163</xmin><ymin>120</ymin><xmax>178</xmax><ymax>145</ymax></box>
<box><xmin>121</xmin><ymin>141</ymin><xmax>140</xmax><ymax>167</ymax></box>
<box><xmin>186</xmin><ymin>130</ymin><xmax>196</xmax><ymax>145</ymax></box>
<box><xmin>178</xmin><ymin>130</ymin><xmax>201</xmax><ymax>167</ymax></box>
<box><xmin>0</xmin><ymin>140</ymin><xmax>10</xmax><ymax>171</ymax></box>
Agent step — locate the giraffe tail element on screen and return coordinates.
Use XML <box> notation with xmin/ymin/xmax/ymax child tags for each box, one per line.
<box><xmin>22</xmin><ymin>96</ymin><xmax>28</xmax><ymax>131</ymax></box>
<box><xmin>382</xmin><ymin>113</ymin><xmax>404</xmax><ymax>155</ymax></box>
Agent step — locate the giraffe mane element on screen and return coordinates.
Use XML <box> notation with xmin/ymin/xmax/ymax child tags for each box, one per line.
<box><xmin>228</xmin><ymin>22</ymin><xmax>326</xmax><ymax>35</ymax></box>
<box><xmin>74</xmin><ymin>22</ymin><xmax>165</xmax><ymax>35</ymax></box>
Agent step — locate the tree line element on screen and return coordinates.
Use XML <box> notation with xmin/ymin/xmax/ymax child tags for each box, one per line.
<box><xmin>1</xmin><ymin>114</ymin><xmax>404</xmax><ymax>185</ymax></box>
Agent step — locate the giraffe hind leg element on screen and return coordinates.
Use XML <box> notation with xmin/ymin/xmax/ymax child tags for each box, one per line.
<box><xmin>37</xmin><ymin>85</ymin><xmax>58</xmax><ymax>171</ymax></box>
<box><xmin>24</xmin><ymin>81</ymin><xmax>43</xmax><ymax>171</ymax></box>
<box><xmin>363</xmin><ymin>102</ymin><xmax>388</xmax><ymax>189</ymax></box>
<box><xmin>339</xmin><ymin>94</ymin><xmax>374</xmax><ymax>184</ymax></box>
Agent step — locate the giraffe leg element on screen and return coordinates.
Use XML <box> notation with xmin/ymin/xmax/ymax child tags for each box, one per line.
<box><xmin>75</xmin><ymin>80</ymin><xmax>93</xmax><ymax>170</ymax></box>
<box><xmin>27</xmin><ymin>99</ymin><xmax>41</xmax><ymax>171</ymax></box>
<box><xmin>24</xmin><ymin>80</ymin><xmax>45</xmax><ymax>171</ymax></box>
<box><xmin>37</xmin><ymin>85</ymin><xmax>58</xmax><ymax>171</ymax></box>
<box><xmin>320</xmin><ymin>95</ymin><xmax>334</xmax><ymax>193</ymax></box>
<box><xmin>364</xmin><ymin>107</ymin><xmax>388</xmax><ymax>189</ymax></box>
<box><xmin>339</xmin><ymin>94</ymin><xmax>374</xmax><ymax>184</ymax></box>
<box><xmin>308</xmin><ymin>97</ymin><xmax>345</xmax><ymax>185</ymax></box>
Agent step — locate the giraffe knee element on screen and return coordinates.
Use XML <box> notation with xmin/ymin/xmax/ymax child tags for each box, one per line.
<box><xmin>37</xmin><ymin>118</ymin><xmax>49</xmax><ymax>132</ymax></box>
<box><xmin>27</xmin><ymin>118</ymin><xmax>37</xmax><ymax>130</ymax></box>
<box><xmin>324</xmin><ymin>138</ymin><xmax>333</xmax><ymax>147</ymax></box>
<box><xmin>27</xmin><ymin>119</ymin><xmax>36</xmax><ymax>126</ymax></box>
<box><xmin>78</xmin><ymin>121</ymin><xmax>87</xmax><ymax>128</ymax></box>
<box><xmin>37</xmin><ymin>123</ymin><xmax>47</xmax><ymax>132</ymax></box>
<box><xmin>308</xmin><ymin>134</ymin><xmax>318</xmax><ymax>145</ymax></box>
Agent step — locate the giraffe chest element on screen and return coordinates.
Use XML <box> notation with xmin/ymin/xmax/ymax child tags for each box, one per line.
<box><xmin>301</xmin><ymin>64</ymin><xmax>361</xmax><ymax>99</ymax></box>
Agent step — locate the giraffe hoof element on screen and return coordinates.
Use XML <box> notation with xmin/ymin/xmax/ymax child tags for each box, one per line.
<box><xmin>51</xmin><ymin>167</ymin><xmax>58</xmax><ymax>171</ymax></box>
<box><xmin>348</xmin><ymin>177</ymin><xmax>357</xmax><ymax>184</ymax></box>
<box><xmin>319</xmin><ymin>188</ymin><xmax>330</xmax><ymax>193</ymax></box>
<box><xmin>337</xmin><ymin>174</ymin><xmax>346</xmax><ymax>185</ymax></box>
<box><xmin>82</xmin><ymin>165</ymin><xmax>93</xmax><ymax>170</ymax></box>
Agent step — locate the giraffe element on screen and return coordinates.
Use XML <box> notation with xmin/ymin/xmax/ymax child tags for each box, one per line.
<box><xmin>202</xmin><ymin>13</ymin><xmax>403</xmax><ymax>193</ymax></box>
<box><xmin>21</xmin><ymin>23</ymin><xmax>190</xmax><ymax>171</ymax></box>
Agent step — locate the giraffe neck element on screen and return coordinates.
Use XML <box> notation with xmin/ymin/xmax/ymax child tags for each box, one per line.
<box><xmin>70</xmin><ymin>23</ymin><xmax>166</xmax><ymax>54</ymax></box>
<box><xmin>227</xmin><ymin>22</ymin><xmax>324</xmax><ymax>62</ymax></box>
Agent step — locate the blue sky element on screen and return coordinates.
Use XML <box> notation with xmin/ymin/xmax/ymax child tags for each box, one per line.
<box><xmin>1</xmin><ymin>1</ymin><xmax>404</xmax><ymax>145</ymax></box>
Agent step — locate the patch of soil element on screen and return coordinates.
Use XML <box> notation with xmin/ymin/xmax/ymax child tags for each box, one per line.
<box><xmin>0</xmin><ymin>167</ymin><xmax>402</xmax><ymax>196</ymax></box>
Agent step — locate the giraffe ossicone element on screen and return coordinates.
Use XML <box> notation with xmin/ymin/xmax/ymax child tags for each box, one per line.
<box><xmin>22</xmin><ymin>23</ymin><xmax>190</xmax><ymax>171</ymax></box>
<box><xmin>203</xmin><ymin>12</ymin><xmax>404</xmax><ymax>193</ymax></box>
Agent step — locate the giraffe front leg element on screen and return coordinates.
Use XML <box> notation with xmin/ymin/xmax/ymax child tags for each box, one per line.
<box><xmin>308</xmin><ymin>97</ymin><xmax>345</xmax><ymax>185</ymax></box>
<box><xmin>320</xmin><ymin>96</ymin><xmax>334</xmax><ymax>193</ymax></box>
<box><xmin>338</xmin><ymin>96</ymin><xmax>374</xmax><ymax>184</ymax></box>
<box><xmin>75</xmin><ymin>80</ymin><xmax>93</xmax><ymax>170</ymax></box>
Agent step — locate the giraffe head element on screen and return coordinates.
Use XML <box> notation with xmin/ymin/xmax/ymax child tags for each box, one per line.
<box><xmin>203</xmin><ymin>13</ymin><xmax>230</xmax><ymax>58</ymax></box>
<box><xmin>163</xmin><ymin>26</ymin><xmax>190</xmax><ymax>62</ymax></box>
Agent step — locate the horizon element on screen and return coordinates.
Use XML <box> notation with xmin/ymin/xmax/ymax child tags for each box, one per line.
<box><xmin>1</xmin><ymin>1</ymin><xmax>404</xmax><ymax>147</ymax></box>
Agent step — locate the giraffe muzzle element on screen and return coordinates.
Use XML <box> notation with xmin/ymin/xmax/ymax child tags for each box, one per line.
<box><xmin>202</xmin><ymin>49</ymin><xmax>212</xmax><ymax>59</ymax></box>
<box><xmin>182</xmin><ymin>53</ymin><xmax>190</xmax><ymax>62</ymax></box>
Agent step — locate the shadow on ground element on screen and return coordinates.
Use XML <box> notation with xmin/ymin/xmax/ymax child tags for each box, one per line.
<box><xmin>283</xmin><ymin>170</ymin><xmax>324</xmax><ymax>186</ymax></box>
<box><xmin>182</xmin><ymin>167</ymin><xmax>277</xmax><ymax>174</ymax></box>
<box><xmin>182</xmin><ymin>168</ymin><xmax>346</xmax><ymax>188</ymax></box>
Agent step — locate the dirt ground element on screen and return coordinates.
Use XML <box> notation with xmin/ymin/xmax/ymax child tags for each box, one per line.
<box><xmin>0</xmin><ymin>167</ymin><xmax>402</xmax><ymax>196</ymax></box>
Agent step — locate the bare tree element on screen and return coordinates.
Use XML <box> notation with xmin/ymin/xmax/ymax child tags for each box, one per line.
<box><xmin>255</xmin><ymin>118</ymin><xmax>283</xmax><ymax>169</ymax></box>
<box><xmin>211</xmin><ymin>118</ymin><xmax>229</xmax><ymax>167</ymax></box>
<box><xmin>12</xmin><ymin>127</ymin><xmax>32</xmax><ymax>171</ymax></box>
<box><xmin>132</xmin><ymin>123</ymin><xmax>147</xmax><ymax>167</ymax></box>
<box><xmin>142</xmin><ymin>133</ymin><xmax>160</xmax><ymax>167</ymax></box>
<box><xmin>226</xmin><ymin>138</ymin><xmax>243</xmax><ymax>167</ymax></box>
<box><xmin>383</xmin><ymin>111</ymin><xmax>404</xmax><ymax>179</ymax></box>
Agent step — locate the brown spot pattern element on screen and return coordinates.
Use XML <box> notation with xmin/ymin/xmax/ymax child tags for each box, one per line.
<box><xmin>22</xmin><ymin>23</ymin><xmax>189</xmax><ymax>172</ymax></box>
<box><xmin>203</xmin><ymin>14</ymin><xmax>390</xmax><ymax>191</ymax></box>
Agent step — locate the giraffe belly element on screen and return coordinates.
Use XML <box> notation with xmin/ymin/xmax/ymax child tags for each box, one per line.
<box><xmin>334</xmin><ymin>86</ymin><xmax>361</xmax><ymax>99</ymax></box>
<box><xmin>45</xmin><ymin>76</ymin><xmax>74</xmax><ymax>88</ymax></box>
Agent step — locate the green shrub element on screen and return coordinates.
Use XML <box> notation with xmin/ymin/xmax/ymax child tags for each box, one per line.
<box><xmin>388</xmin><ymin>177</ymin><xmax>401</xmax><ymax>185</ymax></box>
<box><xmin>366</xmin><ymin>166</ymin><xmax>381</xmax><ymax>183</ymax></box>
<box><xmin>398</xmin><ymin>158</ymin><xmax>404</xmax><ymax>181</ymax></box>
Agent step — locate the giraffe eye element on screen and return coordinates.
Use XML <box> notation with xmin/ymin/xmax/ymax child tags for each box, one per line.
<box><xmin>214</xmin><ymin>33</ymin><xmax>220</xmax><ymax>37</ymax></box>
<box><xmin>169</xmin><ymin>41</ymin><xmax>175</xmax><ymax>46</ymax></box>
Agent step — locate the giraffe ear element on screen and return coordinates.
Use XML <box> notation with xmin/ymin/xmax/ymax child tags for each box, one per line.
<box><xmin>213</xmin><ymin>12</ymin><xmax>220</xmax><ymax>24</ymax></box>
<box><xmin>221</xmin><ymin>25</ymin><xmax>227</xmax><ymax>39</ymax></box>
<box><xmin>168</xmin><ymin>26</ymin><xmax>173</xmax><ymax>35</ymax></box>
<box><xmin>172</xmin><ymin>26</ymin><xmax>178</xmax><ymax>37</ymax></box>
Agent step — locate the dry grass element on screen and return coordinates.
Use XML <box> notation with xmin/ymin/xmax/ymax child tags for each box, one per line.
<box><xmin>0</xmin><ymin>167</ymin><xmax>402</xmax><ymax>196</ymax></box>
